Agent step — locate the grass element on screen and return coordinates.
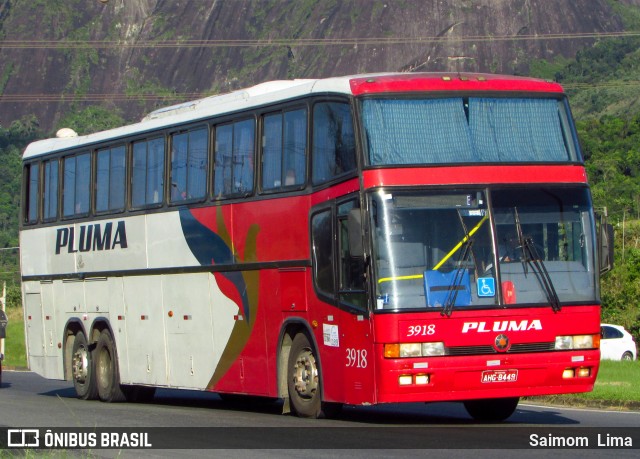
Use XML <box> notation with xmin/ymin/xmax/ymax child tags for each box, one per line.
<box><xmin>591</xmin><ymin>360</ymin><xmax>640</xmax><ymax>401</ymax></box>
<box><xmin>2</xmin><ymin>306</ymin><xmax>26</xmax><ymax>368</ymax></box>
<box><xmin>528</xmin><ymin>360</ymin><xmax>640</xmax><ymax>410</ymax></box>
<box><xmin>2</xmin><ymin>309</ymin><xmax>640</xmax><ymax>410</ymax></box>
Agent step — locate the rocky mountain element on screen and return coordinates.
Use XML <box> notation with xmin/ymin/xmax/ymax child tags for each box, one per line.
<box><xmin>0</xmin><ymin>0</ymin><xmax>637</xmax><ymax>132</ymax></box>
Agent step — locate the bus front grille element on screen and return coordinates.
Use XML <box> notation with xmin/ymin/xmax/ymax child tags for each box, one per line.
<box><xmin>446</xmin><ymin>342</ymin><xmax>555</xmax><ymax>356</ymax></box>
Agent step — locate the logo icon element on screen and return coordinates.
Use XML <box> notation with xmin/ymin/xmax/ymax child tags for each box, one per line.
<box><xmin>494</xmin><ymin>334</ymin><xmax>511</xmax><ymax>352</ymax></box>
<box><xmin>7</xmin><ymin>429</ymin><xmax>40</xmax><ymax>448</ymax></box>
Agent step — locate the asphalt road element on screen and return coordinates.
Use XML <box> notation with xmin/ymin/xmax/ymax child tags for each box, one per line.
<box><xmin>1</xmin><ymin>370</ymin><xmax>639</xmax><ymax>458</ymax></box>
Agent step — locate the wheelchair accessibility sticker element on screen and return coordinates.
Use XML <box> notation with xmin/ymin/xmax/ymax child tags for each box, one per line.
<box><xmin>477</xmin><ymin>278</ymin><xmax>496</xmax><ymax>297</ymax></box>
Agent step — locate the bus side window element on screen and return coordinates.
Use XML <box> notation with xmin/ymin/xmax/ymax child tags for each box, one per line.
<box><xmin>233</xmin><ymin>119</ymin><xmax>254</xmax><ymax>195</ymax></box>
<box><xmin>311</xmin><ymin>198</ymin><xmax>366</xmax><ymax>310</ymax></box>
<box><xmin>262</xmin><ymin>108</ymin><xmax>306</xmax><ymax>192</ymax></box>
<box><xmin>63</xmin><ymin>153</ymin><xmax>90</xmax><ymax>218</ymax></box>
<box><xmin>283</xmin><ymin>109</ymin><xmax>306</xmax><ymax>187</ymax></box>
<box><xmin>311</xmin><ymin>208</ymin><xmax>334</xmax><ymax>299</ymax></box>
<box><xmin>262</xmin><ymin>113</ymin><xmax>282</xmax><ymax>190</ymax></box>
<box><xmin>214</xmin><ymin>120</ymin><xmax>254</xmax><ymax>198</ymax></box>
<box><xmin>170</xmin><ymin>127</ymin><xmax>207</xmax><ymax>203</ymax></box>
<box><xmin>96</xmin><ymin>146</ymin><xmax>126</xmax><ymax>213</ymax></box>
<box><xmin>312</xmin><ymin>102</ymin><xmax>356</xmax><ymax>185</ymax></box>
<box><xmin>132</xmin><ymin>137</ymin><xmax>165</xmax><ymax>207</ymax></box>
<box><xmin>25</xmin><ymin>162</ymin><xmax>39</xmax><ymax>224</ymax></box>
<box><xmin>42</xmin><ymin>159</ymin><xmax>59</xmax><ymax>221</ymax></box>
<box><xmin>338</xmin><ymin>200</ymin><xmax>366</xmax><ymax>309</ymax></box>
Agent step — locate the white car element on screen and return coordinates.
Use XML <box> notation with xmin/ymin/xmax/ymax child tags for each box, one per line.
<box><xmin>600</xmin><ymin>324</ymin><xmax>637</xmax><ymax>361</ymax></box>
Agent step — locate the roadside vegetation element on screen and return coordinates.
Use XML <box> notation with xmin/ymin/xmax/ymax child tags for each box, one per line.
<box><xmin>529</xmin><ymin>360</ymin><xmax>640</xmax><ymax>410</ymax></box>
<box><xmin>3</xmin><ymin>304</ymin><xmax>25</xmax><ymax>368</ymax></box>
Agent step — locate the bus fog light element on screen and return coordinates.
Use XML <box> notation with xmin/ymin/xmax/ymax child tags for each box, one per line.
<box><xmin>398</xmin><ymin>375</ymin><xmax>413</xmax><ymax>385</ymax></box>
<box><xmin>421</xmin><ymin>342</ymin><xmax>445</xmax><ymax>356</ymax></box>
<box><xmin>577</xmin><ymin>367</ymin><xmax>591</xmax><ymax>378</ymax></box>
<box><xmin>400</xmin><ymin>343</ymin><xmax>422</xmax><ymax>358</ymax></box>
<box><xmin>562</xmin><ymin>368</ymin><xmax>575</xmax><ymax>379</ymax></box>
<box><xmin>415</xmin><ymin>374</ymin><xmax>429</xmax><ymax>385</ymax></box>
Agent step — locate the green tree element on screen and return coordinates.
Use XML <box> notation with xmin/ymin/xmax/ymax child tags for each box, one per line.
<box><xmin>0</xmin><ymin>117</ymin><xmax>41</xmax><ymax>287</ymax></box>
<box><xmin>55</xmin><ymin>105</ymin><xmax>124</xmax><ymax>136</ymax></box>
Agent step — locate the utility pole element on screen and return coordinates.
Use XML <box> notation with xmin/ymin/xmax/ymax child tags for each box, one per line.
<box><xmin>622</xmin><ymin>209</ymin><xmax>626</xmax><ymax>263</ymax></box>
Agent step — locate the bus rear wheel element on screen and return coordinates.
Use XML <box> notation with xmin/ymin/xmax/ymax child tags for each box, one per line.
<box><xmin>463</xmin><ymin>397</ymin><xmax>519</xmax><ymax>422</ymax></box>
<box><xmin>71</xmin><ymin>330</ymin><xmax>98</xmax><ymax>400</ymax></box>
<box><xmin>95</xmin><ymin>329</ymin><xmax>126</xmax><ymax>402</ymax></box>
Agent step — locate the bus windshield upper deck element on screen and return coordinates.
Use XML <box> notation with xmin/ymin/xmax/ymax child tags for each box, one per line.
<box><xmin>360</xmin><ymin>96</ymin><xmax>580</xmax><ymax>165</ymax></box>
<box><xmin>371</xmin><ymin>186</ymin><xmax>597</xmax><ymax>311</ymax></box>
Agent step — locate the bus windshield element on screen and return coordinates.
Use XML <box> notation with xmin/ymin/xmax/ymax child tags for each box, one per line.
<box><xmin>361</xmin><ymin>97</ymin><xmax>580</xmax><ymax>165</ymax></box>
<box><xmin>371</xmin><ymin>187</ymin><xmax>597</xmax><ymax>311</ymax></box>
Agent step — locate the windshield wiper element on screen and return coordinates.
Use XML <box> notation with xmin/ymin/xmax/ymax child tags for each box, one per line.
<box><xmin>521</xmin><ymin>236</ymin><xmax>561</xmax><ymax>312</ymax></box>
<box><xmin>513</xmin><ymin>208</ymin><xmax>561</xmax><ymax>312</ymax></box>
<box><xmin>442</xmin><ymin>238</ymin><xmax>473</xmax><ymax>317</ymax></box>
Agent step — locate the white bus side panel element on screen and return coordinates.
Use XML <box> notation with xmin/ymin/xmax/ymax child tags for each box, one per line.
<box><xmin>121</xmin><ymin>272</ymin><xmax>238</xmax><ymax>390</ymax></box>
<box><xmin>24</xmin><ymin>281</ymin><xmax>64</xmax><ymax>379</ymax></box>
<box><xmin>146</xmin><ymin>212</ymin><xmax>200</xmax><ymax>269</ymax></box>
<box><xmin>121</xmin><ymin>275</ymin><xmax>167</xmax><ymax>385</ymax></box>
<box><xmin>164</xmin><ymin>273</ymin><xmax>215</xmax><ymax>389</ymax></box>
<box><xmin>22</xmin><ymin>211</ymin><xmax>241</xmax><ymax>389</ymax></box>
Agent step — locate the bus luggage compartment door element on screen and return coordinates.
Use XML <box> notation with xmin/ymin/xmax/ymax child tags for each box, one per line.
<box><xmin>280</xmin><ymin>267</ymin><xmax>308</xmax><ymax>312</ymax></box>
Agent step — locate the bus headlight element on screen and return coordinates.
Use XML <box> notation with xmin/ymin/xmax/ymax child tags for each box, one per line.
<box><xmin>400</xmin><ymin>343</ymin><xmax>422</xmax><ymax>357</ymax></box>
<box><xmin>555</xmin><ymin>334</ymin><xmax>598</xmax><ymax>350</ymax></box>
<box><xmin>422</xmin><ymin>342</ymin><xmax>445</xmax><ymax>356</ymax></box>
<box><xmin>384</xmin><ymin>342</ymin><xmax>446</xmax><ymax>358</ymax></box>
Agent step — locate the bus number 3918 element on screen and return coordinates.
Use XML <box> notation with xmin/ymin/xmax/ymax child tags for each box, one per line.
<box><xmin>346</xmin><ymin>348</ymin><xmax>368</xmax><ymax>368</ymax></box>
<box><xmin>407</xmin><ymin>324</ymin><xmax>436</xmax><ymax>337</ymax></box>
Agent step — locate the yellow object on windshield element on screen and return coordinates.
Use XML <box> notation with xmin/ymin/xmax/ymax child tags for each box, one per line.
<box><xmin>433</xmin><ymin>214</ymin><xmax>488</xmax><ymax>271</ymax></box>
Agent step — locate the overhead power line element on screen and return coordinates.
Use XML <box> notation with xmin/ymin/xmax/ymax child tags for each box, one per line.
<box><xmin>1</xmin><ymin>31</ymin><xmax>640</xmax><ymax>49</ymax></box>
<box><xmin>0</xmin><ymin>93</ymin><xmax>209</xmax><ymax>103</ymax></box>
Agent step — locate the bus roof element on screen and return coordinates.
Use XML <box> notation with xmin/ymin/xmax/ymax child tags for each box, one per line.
<box><xmin>23</xmin><ymin>72</ymin><xmax>563</xmax><ymax>160</ymax></box>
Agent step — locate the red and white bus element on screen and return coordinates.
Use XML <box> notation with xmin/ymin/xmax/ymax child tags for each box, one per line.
<box><xmin>20</xmin><ymin>73</ymin><xmax>610</xmax><ymax>421</ymax></box>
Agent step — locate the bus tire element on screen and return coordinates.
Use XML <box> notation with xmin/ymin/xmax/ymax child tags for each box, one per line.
<box><xmin>463</xmin><ymin>397</ymin><xmax>519</xmax><ymax>422</ymax></box>
<box><xmin>71</xmin><ymin>330</ymin><xmax>98</xmax><ymax>400</ymax></box>
<box><xmin>287</xmin><ymin>333</ymin><xmax>335</xmax><ymax>419</ymax></box>
<box><xmin>95</xmin><ymin>329</ymin><xmax>126</xmax><ymax>402</ymax></box>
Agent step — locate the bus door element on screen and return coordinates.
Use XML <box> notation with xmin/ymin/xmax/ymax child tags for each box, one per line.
<box><xmin>311</xmin><ymin>197</ymin><xmax>375</xmax><ymax>405</ymax></box>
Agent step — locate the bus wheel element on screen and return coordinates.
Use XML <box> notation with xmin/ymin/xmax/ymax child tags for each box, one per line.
<box><xmin>71</xmin><ymin>330</ymin><xmax>98</xmax><ymax>400</ymax></box>
<box><xmin>463</xmin><ymin>397</ymin><xmax>519</xmax><ymax>422</ymax></box>
<box><xmin>287</xmin><ymin>333</ymin><xmax>323</xmax><ymax>418</ymax></box>
<box><xmin>95</xmin><ymin>329</ymin><xmax>126</xmax><ymax>402</ymax></box>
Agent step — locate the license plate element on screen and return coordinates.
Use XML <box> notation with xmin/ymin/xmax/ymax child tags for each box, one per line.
<box><xmin>481</xmin><ymin>369</ymin><xmax>518</xmax><ymax>383</ymax></box>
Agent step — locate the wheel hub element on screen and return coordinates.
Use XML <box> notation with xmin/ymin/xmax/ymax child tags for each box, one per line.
<box><xmin>72</xmin><ymin>347</ymin><xmax>89</xmax><ymax>384</ymax></box>
<box><xmin>293</xmin><ymin>350</ymin><xmax>318</xmax><ymax>399</ymax></box>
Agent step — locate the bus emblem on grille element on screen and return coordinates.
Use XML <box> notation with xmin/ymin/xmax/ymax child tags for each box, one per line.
<box><xmin>494</xmin><ymin>334</ymin><xmax>511</xmax><ymax>352</ymax></box>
